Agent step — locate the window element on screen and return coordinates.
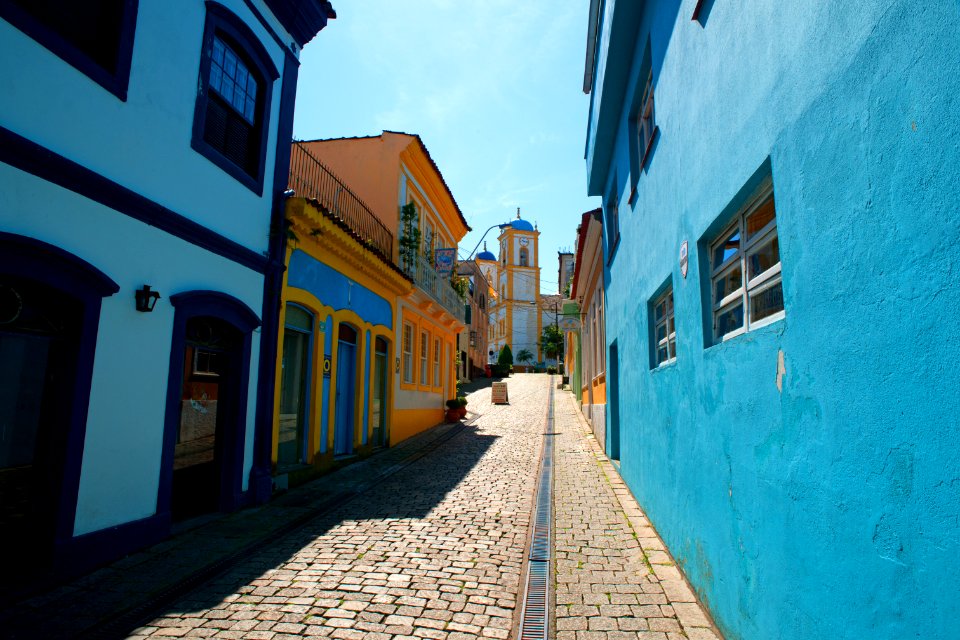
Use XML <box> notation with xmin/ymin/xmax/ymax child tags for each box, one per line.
<box><xmin>0</xmin><ymin>0</ymin><xmax>139</xmax><ymax>100</ymax></box>
<box><xmin>433</xmin><ymin>338</ymin><xmax>441</xmax><ymax>387</ymax></box>
<box><xmin>420</xmin><ymin>329</ymin><xmax>429</xmax><ymax>385</ymax></box>
<box><xmin>652</xmin><ymin>286</ymin><xmax>676</xmax><ymax>367</ymax></box>
<box><xmin>519</xmin><ymin>247</ymin><xmax>529</xmax><ymax>267</ymax></box>
<box><xmin>402</xmin><ymin>322</ymin><xmax>414</xmax><ymax>383</ymax></box>
<box><xmin>193</xmin><ymin>349</ymin><xmax>220</xmax><ymax>376</ymax></box>
<box><xmin>191</xmin><ymin>3</ymin><xmax>278</xmax><ymax>195</ymax></box>
<box><xmin>469</xmin><ymin>331</ymin><xmax>477</xmax><ymax>348</ymax></box>
<box><xmin>709</xmin><ymin>180</ymin><xmax>783</xmax><ymax>343</ymax></box>
<box><xmin>638</xmin><ymin>70</ymin><xmax>657</xmax><ymax>169</ymax></box>
<box><xmin>605</xmin><ymin>176</ymin><xmax>620</xmax><ymax>262</ymax></box>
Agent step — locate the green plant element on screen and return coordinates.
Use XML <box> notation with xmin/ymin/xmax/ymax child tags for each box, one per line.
<box><xmin>451</xmin><ymin>275</ymin><xmax>469</xmax><ymax>300</ymax></box>
<box><xmin>456</xmin><ymin>396</ymin><xmax>468</xmax><ymax>407</ymax></box>
<box><xmin>498</xmin><ymin>344</ymin><xmax>514</xmax><ymax>367</ymax></box>
<box><xmin>399</xmin><ymin>202</ymin><xmax>421</xmax><ymax>272</ymax></box>
<box><xmin>547</xmin><ymin>365</ymin><xmax>558</xmax><ymax>374</ymax></box>
<box><xmin>516</xmin><ymin>349</ymin><xmax>534</xmax><ymax>364</ymax></box>
<box><xmin>540</xmin><ymin>325</ymin><xmax>564</xmax><ymax>361</ymax></box>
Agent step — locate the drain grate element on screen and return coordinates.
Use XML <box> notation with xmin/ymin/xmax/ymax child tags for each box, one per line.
<box><xmin>519</xmin><ymin>382</ymin><xmax>555</xmax><ymax>640</ymax></box>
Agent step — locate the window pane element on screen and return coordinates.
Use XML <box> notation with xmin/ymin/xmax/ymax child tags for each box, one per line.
<box><xmin>233</xmin><ymin>82</ymin><xmax>246</xmax><ymax>114</ymax></box>
<box><xmin>244</xmin><ymin>97</ymin><xmax>256</xmax><ymax>123</ymax></box>
<box><xmin>746</xmin><ymin>196</ymin><xmax>776</xmax><ymax>240</ymax></box>
<box><xmin>209</xmin><ymin>64</ymin><xmax>222</xmax><ymax>94</ymax></box>
<box><xmin>212</xmin><ymin>38</ymin><xmax>224</xmax><ymax>66</ymax></box>
<box><xmin>713</xmin><ymin>226</ymin><xmax>740</xmax><ymax>269</ymax></box>
<box><xmin>655</xmin><ymin>301</ymin><xmax>664</xmax><ymax>322</ymax></box>
<box><xmin>220</xmin><ymin>75</ymin><xmax>235</xmax><ymax>102</ymax></box>
<box><xmin>247</xmin><ymin>74</ymin><xmax>258</xmax><ymax>96</ymax></box>
<box><xmin>749</xmin><ymin>281</ymin><xmax>784</xmax><ymax>323</ymax></box>
<box><xmin>285</xmin><ymin>305</ymin><xmax>312</xmax><ymax>332</ymax></box>
<box><xmin>656</xmin><ymin>322</ymin><xmax>667</xmax><ymax>343</ymax></box>
<box><xmin>748</xmin><ymin>236</ymin><xmax>780</xmax><ymax>281</ymax></box>
<box><xmin>715</xmin><ymin>303</ymin><xmax>744</xmax><ymax>339</ymax></box>
<box><xmin>714</xmin><ymin>266</ymin><xmax>742</xmax><ymax>303</ymax></box>
<box><xmin>668</xmin><ymin>337</ymin><xmax>676</xmax><ymax>359</ymax></box>
<box><xmin>223</xmin><ymin>47</ymin><xmax>237</xmax><ymax>78</ymax></box>
<box><xmin>657</xmin><ymin>344</ymin><xmax>668</xmax><ymax>364</ymax></box>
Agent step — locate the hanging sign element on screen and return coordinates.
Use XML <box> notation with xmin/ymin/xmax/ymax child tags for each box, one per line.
<box><xmin>435</xmin><ymin>248</ymin><xmax>456</xmax><ymax>276</ymax></box>
<box><xmin>558</xmin><ymin>316</ymin><xmax>581</xmax><ymax>331</ymax></box>
<box><xmin>491</xmin><ymin>381</ymin><xmax>509</xmax><ymax>404</ymax></box>
<box><xmin>679</xmin><ymin>240</ymin><xmax>689</xmax><ymax>279</ymax></box>
<box><xmin>323</xmin><ymin>355</ymin><xmax>332</xmax><ymax>378</ymax></box>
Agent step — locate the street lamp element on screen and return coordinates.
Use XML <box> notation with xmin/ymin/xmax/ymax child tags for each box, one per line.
<box><xmin>464</xmin><ymin>222</ymin><xmax>512</xmax><ymax>260</ymax></box>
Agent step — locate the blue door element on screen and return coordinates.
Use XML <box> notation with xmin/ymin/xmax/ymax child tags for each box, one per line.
<box><xmin>334</xmin><ymin>324</ymin><xmax>357</xmax><ymax>456</ymax></box>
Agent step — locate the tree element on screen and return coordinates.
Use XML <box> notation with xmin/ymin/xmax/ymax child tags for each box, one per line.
<box><xmin>399</xmin><ymin>202</ymin><xmax>421</xmax><ymax>273</ymax></box>
<box><xmin>498</xmin><ymin>344</ymin><xmax>514</xmax><ymax>366</ymax></box>
<box><xmin>540</xmin><ymin>325</ymin><xmax>564</xmax><ymax>362</ymax></box>
<box><xmin>516</xmin><ymin>349</ymin><xmax>534</xmax><ymax>364</ymax></box>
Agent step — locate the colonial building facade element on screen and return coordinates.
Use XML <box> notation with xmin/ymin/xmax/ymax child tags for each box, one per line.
<box><xmin>585</xmin><ymin>1</ymin><xmax>960</xmax><ymax>639</ymax></box>
<box><xmin>286</xmin><ymin>133</ymin><xmax>469</xmax><ymax>450</ymax></box>
<box><xmin>0</xmin><ymin>0</ymin><xmax>334</xmax><ymax>577</ymax></box>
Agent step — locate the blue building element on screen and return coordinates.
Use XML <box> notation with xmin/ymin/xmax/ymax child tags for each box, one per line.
<box><xmin>584</xmin><ymin>1</ymin><xmax>960</xmax><ymax>638</ymax></box>
<box><xmin>0</xmin><ymin>0</ymin><xmax>333</xmax><ymax>579</ymax></box>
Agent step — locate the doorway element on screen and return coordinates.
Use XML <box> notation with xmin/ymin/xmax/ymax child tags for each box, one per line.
<box><xmin>371</xmin><ymin>336</ymin><xmax>388</xmax><ymax>448</ymax></box>
<box><xmin>170</xmin><ymin>316</ymin><xmax>242</xmax><ymax>521</ymax></box>
<box><xmin>0</xmin><ymin>275</ymin><xmax>83</xmax><ymax>569</ymax></box>
<box><xmin>334</xmin><ymin>323</ymin><xmax>357</xmax><ymax>456</ymax></box>
<box><xmin>608</xmin><ymin>339</ymin><xmax>620</xmax><ymax>464</ymax></box>
<box><xmin>278</xmin><ymin>305</ymin><xmax>312</xmax><ymax>468</ymax></box>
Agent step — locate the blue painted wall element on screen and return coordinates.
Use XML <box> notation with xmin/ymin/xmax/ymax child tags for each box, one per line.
<box><xmin>587</xmin><ymin>2</ymin><xmax>960</xmax><ymax>639</ymax></box>
<box><xmin>288</xmin><ymin>250</ymin><xmax>393</xmax><ymax>329</ymax></box>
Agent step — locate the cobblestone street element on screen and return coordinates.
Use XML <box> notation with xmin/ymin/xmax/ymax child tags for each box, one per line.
<box><xmin>2</xmin><ymin>375</ymin><xmax>723</xmax><ymax>640</ymax></box>
<box><xmin>130</xmin><ymin>376</ymin><xmax>551</xmax><ymax>639</ymax></box>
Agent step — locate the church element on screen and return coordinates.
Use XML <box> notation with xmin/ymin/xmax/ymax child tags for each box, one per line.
<box><xmin>476</xmin><ymin>211</ymin><xmax>546</xmax><ymax>367</ymax></box>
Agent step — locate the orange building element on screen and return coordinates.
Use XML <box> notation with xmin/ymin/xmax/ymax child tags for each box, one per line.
<box><xmin>291</xmin><ymin>132</ymin><xmax>470</xmax><ymax>446</ymax></box>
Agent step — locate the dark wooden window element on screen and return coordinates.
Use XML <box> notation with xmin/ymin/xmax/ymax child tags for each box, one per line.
<box><xmin>638</xmin><ymin>71</ymin><xmax>657</xmax><ymax>169</ymax></box>
<box><xmin>191</xmin><ymin>3</ymin><xmax>278</xmax><ymax>195</ymax></box>
<box><xmin>0</xmin><ymin>0</ymin><xmax>138</xmax><ymax>100</ymax></box>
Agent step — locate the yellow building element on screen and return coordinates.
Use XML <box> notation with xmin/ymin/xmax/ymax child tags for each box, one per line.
<box><xmin>276</xmin><ymin>134</ymin><xmax>469</xmax><ymax>481</ymax></box>
<box><xmin>476</xmin><ymin>212</ymin><xmax>543</xmax><ymax>365</ymax></box>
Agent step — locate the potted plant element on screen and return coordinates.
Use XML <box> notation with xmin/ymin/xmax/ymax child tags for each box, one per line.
<box><xmin>445</xmin><ymin>398</ymin><xmax>461</xmax><ymax>422</ymax></box>
<box><xmin>456</xmin><ymin>396</ymin><xmax>468</xmax><ymax>419</ymax></box>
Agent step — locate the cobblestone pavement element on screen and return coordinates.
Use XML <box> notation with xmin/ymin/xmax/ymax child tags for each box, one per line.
<box><xmin>129</xmin><ymin>374</ymin><xmax>550</xmax><ymax>639</ymax></box>
<box><xmin>553</xmin><ymin>389</ymin><xmax>723</xmax><ymax>640</ymax></box>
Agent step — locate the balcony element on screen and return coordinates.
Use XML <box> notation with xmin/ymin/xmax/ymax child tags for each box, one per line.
<box><xmin>288</xmin><ymin>141</ymin><xmax>394</xmax><ymax>260</ymax></box>
<box><xmin>405</xmin><ymin>254</ymin><xmax>466</xmax><ymax>324</ymax></box>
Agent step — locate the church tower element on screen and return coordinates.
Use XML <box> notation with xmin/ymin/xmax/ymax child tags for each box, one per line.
<box><xmin>485</xmin><ymin>209</ymin><xmax>541</xmax><ymax>366</ymax></box>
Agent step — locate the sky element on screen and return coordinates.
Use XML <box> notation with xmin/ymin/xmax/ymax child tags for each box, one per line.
<box><xmin>291</xmin><ymin>0</ymin><xmax>601</xmax><ymax>295</ymax></box>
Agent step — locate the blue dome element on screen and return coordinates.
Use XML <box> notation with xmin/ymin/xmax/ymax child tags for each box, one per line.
<box><xmin>477</xmin><ymin>250</ymin><xmax>497</xmax><ymax>261</ymax></box>
<box><xmin>511</xmin><ymin>219</ymin><xmax>535</xmax><ymax>231</ymax></box>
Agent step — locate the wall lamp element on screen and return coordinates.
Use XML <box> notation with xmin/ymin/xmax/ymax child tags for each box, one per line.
<box><xmin>135</xmin><ymin>285</ymin><xmax>161</xmax><ymax>312</ymax></box>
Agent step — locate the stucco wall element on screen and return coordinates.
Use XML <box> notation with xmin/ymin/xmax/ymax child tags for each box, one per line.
<box><xmin>0</xmin><ymin>0</ymin><xmax>291</xmax><ymax>254</ymax></box>
<box><xmin>0</xmin><ymin>163</ymin><xmax>265</xmax><ymax>536</ymax></box>
<box><xmin>592</xmin><ymin>1</ymin><xmax>960</xmax><ymax>639</ymax></box>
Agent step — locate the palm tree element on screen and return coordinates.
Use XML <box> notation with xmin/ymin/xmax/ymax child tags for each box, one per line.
<box><xmin>516</xmin><ymin>349</ymin><xmax>534</xmax><ymax>365</ymax></box>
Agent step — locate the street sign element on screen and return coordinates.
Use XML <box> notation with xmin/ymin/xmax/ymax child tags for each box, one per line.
<box><xmin>435</xmin><ymin>248</ymin><xmax>456</xmax><ymax>276</ymax></box>
<box><xmin>491</xmin><ymin>381</ymin><xmax>509</xmax><ymax>404</ymax></box>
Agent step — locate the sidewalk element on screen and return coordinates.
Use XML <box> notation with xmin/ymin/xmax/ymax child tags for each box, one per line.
<box><xmin>552</xmin><ymin>390</ymin><xmax>723</xmax><ymax>640</ymax></box>
<box><xmin>1</xmin><ymin>418</ymin><xmax>471</xmax><ymax>639</ymax></box>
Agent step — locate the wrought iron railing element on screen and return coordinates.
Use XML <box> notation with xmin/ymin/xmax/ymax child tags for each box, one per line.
<box><xmin>288</xmin><ymin>141</ymin><xmax>394</xmax><ymax>260</ymax></box>
<box><xmin>404</xmin><ymin>254</ymin><xmax>466</xmax><ymax>323</ymax></box>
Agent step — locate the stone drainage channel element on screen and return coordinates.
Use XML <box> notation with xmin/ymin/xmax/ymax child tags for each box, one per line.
<box><xmin>518</xmin><ymin>382</ymin><xmax>555</xmax><ymax>640</ymax></box>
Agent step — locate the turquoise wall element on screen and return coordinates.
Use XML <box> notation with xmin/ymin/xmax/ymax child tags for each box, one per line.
<box><xmin>588</xmin><ymin>2</ymin><xmax>960</xmax><ymax>639</ymax></box>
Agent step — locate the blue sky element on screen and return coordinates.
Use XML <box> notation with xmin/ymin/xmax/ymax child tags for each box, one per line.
<box><xmin>292</xmin><ymin>0</ymin><xmax>600</xmax><ymax>294</ymax></box>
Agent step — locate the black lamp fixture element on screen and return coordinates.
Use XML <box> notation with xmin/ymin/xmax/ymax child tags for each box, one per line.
<box><xmin>134</xmin><ymin>285</ymin><xmax>161</xmax><ymax>312</ymax></box>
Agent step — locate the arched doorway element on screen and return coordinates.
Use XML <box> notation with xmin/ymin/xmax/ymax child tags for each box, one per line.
<box><xmin>160</xmin><ymin>291</ymin><xmax>259</xmax><ymax>524</ymax></box>
<box><xmin>278</xmin><ymin>305</ymin><xmax>313</xmax><ymax>468</ymax></box>
<box><xmin>0</xmin><ymin>232</ymin><xmax>119</xmax><ymax>573</ymax></box>
<box><xmin>333</xmin><ymin>323</ymin><xmax>357</xmax><ymax>456</ymax></box>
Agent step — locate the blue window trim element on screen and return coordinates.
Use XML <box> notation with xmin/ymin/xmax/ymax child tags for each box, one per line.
<box><xmin>191</xmin><ymin>1</ymin><xmax>279</xmax><ymax>197</ymax></box>
<box><xmin>0</xmin><ymin>232</ymin><xmax>119</xmax><ymax>568</ymax></box>
<box><xmin>157</xmin><ymin>290</ymin><xmax>261</xmax><ymax>527</ymax></box>
<box><xmin>0</xmin><ymin>0</ymin><xmax>139</xmax><ymax>101</ymax></box>
<box><xmin>0</xmin><ymin>124</ymin><xmax>269</xmax><ymax>274</ymax></box>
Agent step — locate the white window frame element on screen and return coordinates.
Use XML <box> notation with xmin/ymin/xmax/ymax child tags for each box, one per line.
<box><xmin>420</xmin><ymin>329</ymin><xmax>429</xmax><ymax>385</ymax></box>
<box><xmin>402</xmin><ymin>322</ymin><xmax>414</xmax><ymax>384</ymax></box>
<box><xmin>709</xmin><ymin>179</ymin><xmax>783</xmax><ymax>343</ymax></box>
<box><xmin>652</xmin><ymin>286</ymin><xmax>676</xmax><ymax>367</ymax></box>
<box><xmin>433</xmin><ymin>337</ymin><xmax>441</xmax><ymax>387</ymax></box>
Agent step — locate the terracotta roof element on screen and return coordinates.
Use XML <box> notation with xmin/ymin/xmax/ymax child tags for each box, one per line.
<box><xmin>304</xmin><ymin>197</ymin><xmax>413</xmax><ymax>283</ymax></box>
<box><xmin>295</xmin><ymin>132</ymin><xmax>472</xmax><ymax>234</ymax></box>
